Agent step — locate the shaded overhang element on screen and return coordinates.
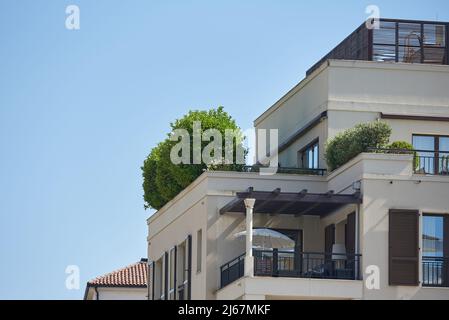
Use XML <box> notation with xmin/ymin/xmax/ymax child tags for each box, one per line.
<box><xmin>219</xmin><ymin>187</ymin><xmax>362</xmax><ymax>217</ymax></box>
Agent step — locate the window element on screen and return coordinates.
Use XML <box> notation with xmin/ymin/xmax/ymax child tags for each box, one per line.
<box><xmin>298</xmin><ymin>140</ymin><xmax>319</xmax><ymax>169</ymax></box>
<box><xmin>422</xmin><ymin>215</ymin><xmax>448</xmax><ymax>287</ymax></box>
<box><xmin>413</xmin><ymin>135</ymin><xmax>449</xmax><ymax>174</ymax></box>
<box><xmin>175</xmin><ymin>236</ymin><xmax>191</xmax><ymax>300</ymax></box>
<box><xmin>176</xmin><ymin>241</ymin><xmax>186</xmax><ymax>300</ymax></box>
<box><xmin>154</xmin><ymin>257</ymin><xmax>163</xmax><ymax>300</ymax></box>
<box><xmin>423</xmin><ymin>216</ymin><xmax>444</xmax><ymax>257</ymax></box>
<box><xmin>197</xmin><ymin>229</ymin><xmax>202</xmax><ymax>273</ymax></box>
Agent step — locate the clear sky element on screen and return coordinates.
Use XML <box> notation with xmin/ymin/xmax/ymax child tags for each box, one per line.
<box><xmin>0</xmin><ymin>0</ymin><xmax>448</xmax><ymax>300</ymax></box>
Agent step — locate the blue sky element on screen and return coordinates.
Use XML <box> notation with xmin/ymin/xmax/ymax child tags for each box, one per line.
<box><xmin>0</xmin><ymin>0</ymin><xmax>448</xmax><ymax>299</ymax></box>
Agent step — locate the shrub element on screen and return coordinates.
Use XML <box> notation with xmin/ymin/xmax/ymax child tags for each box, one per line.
<box><xmin>325</xmin><ymin>121</ymin><xmax>392</xmax><ymax>171</ymax></box>
<box><xmin>386</xmin><ymin>141</ymin><xmax>414</xmax><ymax>153</ymax></box>
<box><xmin>142</xmin><ymin>107</ymin><xmax>247</xmax><ymax>210</ymax></box>
<box><xmin>386</xmin><ymin>141</ymin><xmax>418</xmax><ymax>168</ymax></box>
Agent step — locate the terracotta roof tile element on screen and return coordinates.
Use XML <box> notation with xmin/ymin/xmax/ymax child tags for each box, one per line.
<box><xmin>88</xmin><ymin>258</ymin><xmax>148</xmax><ymax>287</ymax></box>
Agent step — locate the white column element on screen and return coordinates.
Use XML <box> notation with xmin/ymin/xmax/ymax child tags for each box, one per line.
<box><xmin>244</xmin><ymin>198</ymin><xmax>256</xmax><ymax>277</ymax></box>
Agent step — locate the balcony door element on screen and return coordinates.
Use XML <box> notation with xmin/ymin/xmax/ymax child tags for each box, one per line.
<box><xmin>273</xmin><ymin>229</ymin><xmax>302</xmax><ymax>277</ymax></box>
<box><xmin>422</xmin><ymin>214</ymin><xmax>449</xmax><ymax>287</ymax></box>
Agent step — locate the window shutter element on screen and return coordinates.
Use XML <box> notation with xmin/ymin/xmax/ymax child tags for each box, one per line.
<box><xmin>187</xmin><ymin>234</ymin><xmax>192</xmax><ymax>300</ymax></box>
<box><xmin>325</xmin><ymin>224</ymin><xmax>335</xmax><ymax>251</ymax></box>
<box><xmin>346</xmin><ymin>212</ymin><xmax>357</xmax><ymax>279</ymax></box>
<box><xmin>324</xmin><ymin>224</ymin><xmax>335</xmax><ymax>268</ymax></box>
<box><xmin>389</xmin><ymin>209</ymin><xmax>419</xmax><ymax>286</ymax></box>
<box><xmin>173</xmin><ymin>246</ymin><xmax>177</xmax><ymax>300</ymax></box>
<box><xmin>346</xmin><ymin>212</ymin><xmax>356</xmax><ymax>255</ymax></box>
<box><xmin>164</xmin><ymin>252</ymin><xmax>169</xmax><ymax>300</ymax></box>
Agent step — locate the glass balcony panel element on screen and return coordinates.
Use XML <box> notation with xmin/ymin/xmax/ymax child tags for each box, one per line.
<box><xmin>373</xmin><ymin>45</ymin><xmax>396</xmax><ymax>62</ymax></box>
<box><xmin>373</xmin><ymin>21</ymin><xmax>397</xmax><ymax>45</ymax></box>
<box><xmin>423</xmin><ymin>24</ymin><xmax>446</xmax><ymax>47</ymax></box>
<box><xmin>398</xmin><ymin>22</ymin><xmax>422</xmax><ymax>47</ymax></box>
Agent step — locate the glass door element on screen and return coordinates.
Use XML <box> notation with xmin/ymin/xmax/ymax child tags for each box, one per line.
<box><xmin>412</xmin><ymin>135</ymin><xmax>435</xmax><ymax>174</ymax></box>
<box><xmin>422</xmin><ymin>215</ymin><xmax>444</xmax><ymax>286</ymax></box>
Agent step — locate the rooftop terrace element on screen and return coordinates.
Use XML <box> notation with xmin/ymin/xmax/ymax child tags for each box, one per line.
<box><xmin>307</xmin><ymin>18</ymin><xmax>449</xmax><ymax>76</ymax></box>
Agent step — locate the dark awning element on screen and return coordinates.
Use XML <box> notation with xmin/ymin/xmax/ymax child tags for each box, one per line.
<box><xmin>219</xmin><ymin>187</ymin><xmax>362</xmax><ymax>217</ymax></box>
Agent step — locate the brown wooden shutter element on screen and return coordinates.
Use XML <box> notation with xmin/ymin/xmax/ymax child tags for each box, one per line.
<box><xmin>325</xmin><ymin>224</ymin><xmax>335</xmax><ymax>253</ymax></box>
<box><xmin>173</xmin><ymin>246</ymin><xmax>177</xmax><ymax>300</ymax></box>
<box><xmin>389</xmin><ymin>209</ymin><xmax>419</xmax><ymax>286</ymax></box>
<box><xmin>346</xmin><ymin>212</ymin><xmax>356</xmax><ymax>255</ymax></box>
<box><xmin>164</xmin><ymin>252</ymin><xmax>169</xmax><ymax>300</ymax></box>
<box><xmin>325</xmin><ymin>224</ymin><xmax>335</xmax><ymax>264</ymax></box>
<box><xmin>187</xmin><ymin>234</ymin><xmax>192</xmax><ymax>300</ymax></box>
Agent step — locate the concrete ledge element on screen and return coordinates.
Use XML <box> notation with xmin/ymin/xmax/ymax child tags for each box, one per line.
<box><xmin>216</xmin><ymin>276</ymin><xmax>363</xmax><ymax>300</ymax></box>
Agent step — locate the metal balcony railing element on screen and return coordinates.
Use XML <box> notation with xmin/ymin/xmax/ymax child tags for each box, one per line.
<box><xmin>219</xmin><ymin>250</ymin><xmax>362</xmax><ymax>288</ymax></box>
<box><xmin>220</xmin><ymin>253</ymin><xmax>245</xmax><ymax>288</ymax></box>
<box><xmin>368</xmin><ymin>148</ymin><xmax>449</xmax><ymax>176</ymax></box>
<box><xmin>241</xmin><ymin>166</ymin><xmax>327</xmax><ymax>176</ymax></box>
<box><xmin>414</xmin><ymin>150</ymin><xmax>449</xmax><ymax>175</ymax></box>
<box><xmin>422</xmin><ymin>256</ymin><xmax>449</xmax><ymax>287</ymax></box>
<box><xmin>253</xmin><ymin>250</ymin><xmax>362</xmax><ymax>280</ymax></box>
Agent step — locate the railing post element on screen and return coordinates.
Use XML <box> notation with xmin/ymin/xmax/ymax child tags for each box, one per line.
<box><xmin>244</xmin><ymin>198</ymin><xmax>256</xmax><ymax>278</ymax></box>
<box><xmin>295</xmin><ymin>250</ymin><xmax>301</xmax><ymax>276</ymax></box>
<box><xmin>273</xmin><ymin>249</ymin><xmax>279</xmax><ymax>277</ymax></box>
<box><xmin>306</xmin><ymin>253</ymin><xmax>309</xmax><ymax>278</ymax></box>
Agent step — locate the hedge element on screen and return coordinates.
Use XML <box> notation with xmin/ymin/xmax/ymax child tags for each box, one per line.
<box><xmin>325</xmin><ymin>121</ymin><xmax>392</xmax><ymax>171</ymax></box>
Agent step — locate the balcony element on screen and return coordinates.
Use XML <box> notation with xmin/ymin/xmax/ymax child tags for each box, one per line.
<box><xmin>220</xmin><ymin>250</ymin><xmax>362</xmax><ymax>289</ymax></box>
<box><xmin>368</xmin><ymin>148</ymin><xmax>449</xmax><ymax>176</ymax></box>
<box><xmin>414</xmin><ymin>150</ymin><xmax>449</xmax><ymax>175</ymax></box>
<box><xmin>219</xmin><ymin>189</ymin><xmax>362</xmax><ymax>292</ymax></box>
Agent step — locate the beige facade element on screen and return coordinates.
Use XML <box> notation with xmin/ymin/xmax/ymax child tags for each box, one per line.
<box><xmin>255</xmin><ymin>60</ymin><xmax>449</xmax><ymax>169</ymax></box>
<box><xmin>147</xmin><ymin>60</ymin><xmax>449</xmax><ymax>300</ymax></box>
<box><xmin>84</xmin><ymin>286</ymin><xmax>147</xmax><ymax>300</ymax></box>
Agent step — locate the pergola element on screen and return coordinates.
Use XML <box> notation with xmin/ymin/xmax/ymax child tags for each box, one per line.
<box><xmin>219</xmin><ymin>187</ymin><xmax>362</xmax><ymax>217</ymax></box>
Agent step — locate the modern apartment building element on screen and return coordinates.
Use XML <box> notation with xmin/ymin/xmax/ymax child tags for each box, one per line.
<box><xmin>147</xmin><ymin>18</ymin><xmax>449</xmax><ymax>300</ymax></box>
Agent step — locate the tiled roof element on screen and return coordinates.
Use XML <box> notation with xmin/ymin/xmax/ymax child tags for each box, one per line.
<box><xmin>88</xmin><ymin>258</ymin><xmax>148</xmax><ymax>287</ymax></box>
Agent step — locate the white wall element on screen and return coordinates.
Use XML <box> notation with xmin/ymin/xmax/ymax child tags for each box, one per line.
<box><xmin>148</xmin><ymin>172</ymin><xmax>328</xmax><ymax>299</ymax></box>
<box><xmin>361</xmin><ymin>176</ymin><xmax>449</xmax><ymax>299</ymax></box>
<box><xmin>87</xmin><ymin>287</ymin><xmax>147</xmax><ymax>300</ymax></box>
<box><xmin>254</xmin><ymin>60</ymin><xmax>449</xmax><ymax>170</ymax></box>
<box><xmin>255</xmin><ymin>66</ymin><xmax>329</xmax><ymax>143</ymax></box>
<box><xmin>329</xmin><ymin>153</ymin><xmax>449</xmax><ymax>300</ymax></box>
